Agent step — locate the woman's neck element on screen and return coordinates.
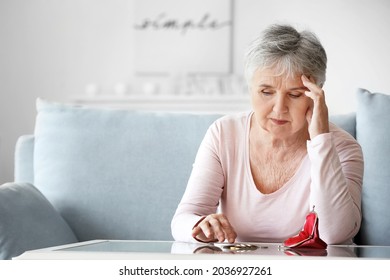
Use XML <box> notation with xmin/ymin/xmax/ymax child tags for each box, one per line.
<box><xmin>250</xmin><ymin>115</ymin><xmax>309</xmax><ymax>150</ymax></box>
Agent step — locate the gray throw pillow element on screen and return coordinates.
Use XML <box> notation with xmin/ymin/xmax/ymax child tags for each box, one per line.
<box><xmin>355</xmin><ymin>88</ymin><xmax>390</xmax><ymax>245</ymax></box>
<box><xmin>0</xmin><ymin>182</ymin><xmax>78</xmax><ymax>259</ymax></box>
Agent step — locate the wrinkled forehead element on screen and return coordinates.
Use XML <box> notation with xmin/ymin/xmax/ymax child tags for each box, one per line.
<box><xmin>251</xmin><ymin>67</ymin><xmax>305</xmax><ymax>89</ymax></box>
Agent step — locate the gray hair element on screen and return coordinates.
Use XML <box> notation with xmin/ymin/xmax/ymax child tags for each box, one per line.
<box><xmin>244</xmin><ymin>24</ymin><xmax>327</xmax><ymax>87</ymax></box>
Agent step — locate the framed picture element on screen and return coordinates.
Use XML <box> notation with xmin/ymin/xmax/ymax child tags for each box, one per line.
<box><xmin>133</xmin><ymin>0</ymin><xmax>233</xmax><ymax>75</ymax></box>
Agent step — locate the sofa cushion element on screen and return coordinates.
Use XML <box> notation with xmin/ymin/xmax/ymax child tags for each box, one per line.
<box><xmin>33</xmin><ymin>99</ymin><xmax>221</xmax><ymax>241</ymax></box>
<box><xmin>0</xmin><ymin>182</ymin><xmax>78</xmax><ymax>259</ymax></box>
<box><xmin>329</xmin><ymin>113</ymin><xmax>356</xmax><ymax>138</ymax></box>
<box><xmin>355</xmin><ymin>88</ymin><xmax>390</xmax><ymax>245</ymax></box>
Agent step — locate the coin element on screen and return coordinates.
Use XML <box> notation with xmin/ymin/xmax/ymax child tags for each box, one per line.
<box><xmin>222</xmin><ymin>243</ymin><xmax>259</xmax><ymax>251</ymax></box>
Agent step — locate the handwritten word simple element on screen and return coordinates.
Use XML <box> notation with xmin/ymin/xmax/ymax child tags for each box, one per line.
<box><xmin>134</xmin><ymin>13</ymin><xmax>231</xmax><ymax>35</ymax></box>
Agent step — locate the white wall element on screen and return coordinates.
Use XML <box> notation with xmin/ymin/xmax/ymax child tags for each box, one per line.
<box><xmin>1</xmin><ymin>0</ymin><xmax>389</xmax><ymax>183</ymax></box>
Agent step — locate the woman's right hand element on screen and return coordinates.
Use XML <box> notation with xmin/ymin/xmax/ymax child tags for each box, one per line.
<box><xmin>192</xmin><ymin>213</ymin><xmax>237</xmax><ymax>243</ymax></box>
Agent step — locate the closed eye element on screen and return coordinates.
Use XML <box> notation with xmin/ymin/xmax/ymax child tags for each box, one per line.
<box><xmin>289</xmin><ymin>92</ymin><xmax>303</xmax><ymax>98</ymax></box>
<box><xmin>260</xmin><ymin>89</ymin><xmax>274</xmax><ymax>96</ymax></box>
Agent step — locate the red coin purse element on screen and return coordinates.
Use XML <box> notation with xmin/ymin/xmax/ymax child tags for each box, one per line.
<box><xmin>283</xmin><ymin>206</ymin><xmax>327</xmax><ymax>250</ymax></box>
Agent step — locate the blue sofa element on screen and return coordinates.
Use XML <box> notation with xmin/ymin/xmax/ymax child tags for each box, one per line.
<box><xmin>0</xmin><ymin>88</ymin><xmax>389</xmax><ymax>259</ymax></box>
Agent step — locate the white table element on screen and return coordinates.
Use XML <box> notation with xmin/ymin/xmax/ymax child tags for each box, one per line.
<box><xmin>14</xmin><ymin>240</ymin><xmax>390</xmax><ymax>260</ymax></box>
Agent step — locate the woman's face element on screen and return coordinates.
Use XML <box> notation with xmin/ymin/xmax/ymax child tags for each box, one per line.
<box><xmin>250</xmin><ymin>67</ymin><xmax>312</xmax><ymax>139</ymax></box>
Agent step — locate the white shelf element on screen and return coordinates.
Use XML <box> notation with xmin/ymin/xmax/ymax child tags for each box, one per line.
<box><xmin>70</xmin><ymin>94</ymin><xmax>251</xmax><ymax>114</ymax></box>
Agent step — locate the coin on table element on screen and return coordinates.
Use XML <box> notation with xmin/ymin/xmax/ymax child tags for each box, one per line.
<box><xmin>222</xmin><ymin>243</ymin><xmax>259</xmax><ymax>251</ymax></box>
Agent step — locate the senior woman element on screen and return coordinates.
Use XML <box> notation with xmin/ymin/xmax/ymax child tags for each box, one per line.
<box><xmin>171</xmin><ymin>24</ymin><xmax>363</xmax><ymax>245</ymax></box>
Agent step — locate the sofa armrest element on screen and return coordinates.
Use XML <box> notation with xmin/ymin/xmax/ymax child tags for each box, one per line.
<box><xmin>14</xmin><ymin>135</ymin><xmax>35</xmax><ymax>183</ymax></box>
<box><xmin>0</xmin><ymin>182</ymin><xmax>78</xmax><ymax>259</ymax></box>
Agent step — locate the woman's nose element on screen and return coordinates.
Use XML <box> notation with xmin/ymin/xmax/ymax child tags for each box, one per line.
<box><xmin>273</xmin><ymin>95</ymin><xmax>288</xmax><ymax>113</ymax></box>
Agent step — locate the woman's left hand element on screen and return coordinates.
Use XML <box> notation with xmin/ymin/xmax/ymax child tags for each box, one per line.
<box><xmin>302</xmin><ymin>75</ymin><xmax>329</xmax><ymax>139</ymax></box>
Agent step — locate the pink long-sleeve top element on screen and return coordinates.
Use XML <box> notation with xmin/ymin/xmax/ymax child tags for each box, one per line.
<box><xmin>171</xmin><ymin>111</ymin><xmax>364</xmax><ymax>245</ymax></box>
